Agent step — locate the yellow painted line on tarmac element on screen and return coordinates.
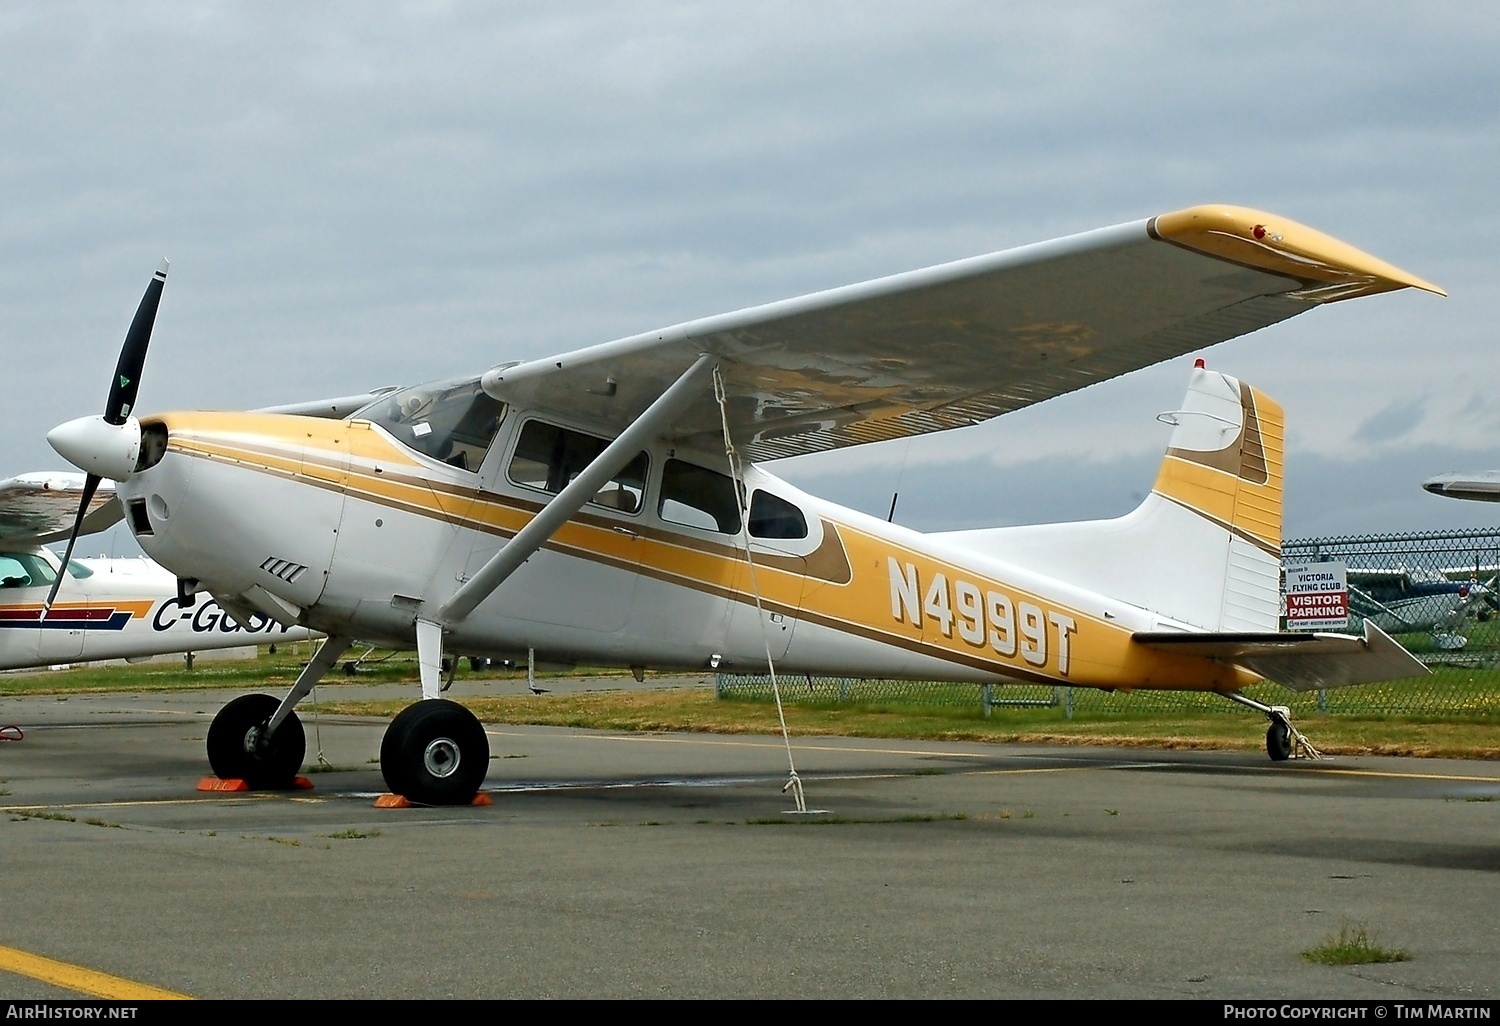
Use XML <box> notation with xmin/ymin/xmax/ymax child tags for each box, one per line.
<box><xmin>0</xmin><ymin>944</ymin><xmax>190</xmax><ymax>1000</ymax></box>
<box><xmin>483</xmin><ymin>728</ymin><xmax>1500</xmax><ymax>782</ymax></box>
<box><xmin>1</xmin><ymin>794</ymin><xmax>286</xmax><ymax>814</ymax></box>
<box><xmin>483</xmin><ymin>726</ymin><xmax>996</xmax><ymax>760</ymax></box>
<box><xmin>969</xmin><ymin>763</ymin><xmax>1143</xmax><ymax>777</ymax></box>
<box><xmin>1279</xmin><ymin>766</ymin><xmax>1500</xmax><ymax>784</ymax></box>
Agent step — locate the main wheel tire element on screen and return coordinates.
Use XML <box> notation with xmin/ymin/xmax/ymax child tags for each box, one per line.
<box><xmin>1266</xmin><ymin>721</ymin><xmax>1293</xmax><ymax>762</ymax></box>
<box><xmin>380</xmin><ymin>699</ymin><xmax>489</xmax><ymax>806</ymax></box>
<box><xmin>206</xmin><ymin>693</ymin><xmax>305</xmax><ymax>789</ymax></box>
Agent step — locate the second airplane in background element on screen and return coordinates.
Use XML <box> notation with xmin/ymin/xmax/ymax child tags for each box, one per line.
<box><xmin>0</xmin><ymin>473</ymin><xmax>313</xmax><ymax>671</ymax></box>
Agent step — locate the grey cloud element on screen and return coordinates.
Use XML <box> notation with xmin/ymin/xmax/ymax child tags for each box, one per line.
<box><xmin>2</xmin><ymin>2</ymin><xmax>1497</xmax><ymax>540</ymax></box>
<box><xmin>1352</xmin><ymin>399</ymin><xmax>1427</xmax><ymax>445</ymax></box>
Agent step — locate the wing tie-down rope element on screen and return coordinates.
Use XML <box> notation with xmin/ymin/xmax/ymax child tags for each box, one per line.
<box><xmin>309</xmin><ymin>683</ymin><xmax>330</xmax><ymax>769</ymax></box>
<box><xmin>713</xmin><ymin>366</ymin><xmax>816</xmax><ymax>814</ymax></box>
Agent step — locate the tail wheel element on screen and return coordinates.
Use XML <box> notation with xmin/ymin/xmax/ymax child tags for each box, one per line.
<box><xmin>1266</xmin><ymin>720</ymin><xmax>1293</xmax><ymax>762</ymax></box>
<box><xmin>206</xmin><ymin>693</ymin><xmax>305</xmax><ymax>789</ymax></box>
<box><xmin>380</xmin><ymin>699</ymin><xmax>489</xmax><ymax>806</ymax></box>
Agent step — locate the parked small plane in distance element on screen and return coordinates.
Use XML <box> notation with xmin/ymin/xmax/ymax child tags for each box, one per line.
<box><xmin>44</xmin><ymin>205</ymin><xmax>1444</xmax><ymax>804</ymax></box>
<box><xmin>1424</xmin><ymin>471</ymin><xmax>1500</xmax><ymax>502</ymax></box>
<box><xmin>1346</xmin><ymin>566</ymin><xmax>1496</xmax><ymax>650</ymax></box>
<box><xmin>0</xmin><ymin>472</ymin><xmax>313</xmax><ymax>671</ymax></box>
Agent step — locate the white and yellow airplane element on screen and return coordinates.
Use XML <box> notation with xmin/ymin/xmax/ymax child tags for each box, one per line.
<box><xmin>43</xmin><ymin>205</ymin><xmax>1444</xmax><ymax>805</ymax></box>
<box><xmin>0</xmin><ymin>473</ymin><xmax>313</xmax><ymax>671</ymax></box>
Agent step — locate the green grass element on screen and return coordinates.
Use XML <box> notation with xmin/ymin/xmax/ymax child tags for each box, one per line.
<box><xmin>1302</xmin><ymin>922</ymin><xmax>1409</xmax><ymax>965</ymax></box>
<box><xmin>307</xmin><ymin>689</ymin><xmax>1500</xmax><ymax>759</ymax></box>
<box><xmin>0</xmin><ymin>646</ymin><xmax>671</xmax><ymax>696</ymax></box>
<box><xmin>6</xmin><ymin>647</ymin><xmax>1500</xmax><ymax>759</ymax></box>
<box><xmin>13</xmin><ymin>810</ymin><xmax>76</xmax><ymax>822</ymax></box>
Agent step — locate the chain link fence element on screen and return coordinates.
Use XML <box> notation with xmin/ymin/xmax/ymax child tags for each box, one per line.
<box><xmin>718</xmin><ymin>527</ymin><xmax>1500</xmax><ymax>718</ymax></box>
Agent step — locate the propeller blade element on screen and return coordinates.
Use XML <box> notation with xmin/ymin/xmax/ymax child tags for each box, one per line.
<box><xmin>41</xmin><ymin>473</ymin><xmax>101</xmax><ymax>618</ymax></box>
<box><xmin>104</xmin><ymin>259</ymin><xmax>168</xmax><ymax>425</ymax></box>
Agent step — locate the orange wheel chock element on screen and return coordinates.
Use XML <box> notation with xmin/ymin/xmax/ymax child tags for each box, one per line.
<box><xmin>373</xmin><ymin>792</ymin><xmax>492</xmax><ymax>809</ymax></box>
<box><xmin>196</xmin><ymin>776</ymin><xmax>315</xmax><ymax>793</ymax></box>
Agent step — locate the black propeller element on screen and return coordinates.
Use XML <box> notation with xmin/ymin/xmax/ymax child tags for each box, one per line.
<box><xmin>43</xmin><ymin>474</ymin><xmax>102</xmax><ymax>616</ymax></box>
<box><xmin>43</xmin><ymin>260</ymin><xmax>168</xmax><ymax>616</ymax></box>
<box><xmin>105</xmin><ymin>261</ymin><xmax>167</xmax><ymax>425</ymax></box>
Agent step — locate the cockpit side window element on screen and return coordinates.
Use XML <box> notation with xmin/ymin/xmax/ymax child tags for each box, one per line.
<box><xmin>507</xmin><ymin>420</ymin><xmax>649</xmax><ymax>514</ymax></box>
<box><xmin>355</xmin><ymin>378</ymin><xmax>506</xmax><ymax>472</ymax></box>
<box><xmin>659</xmin><ymin>459</ymin><xmax>741</xmax><ymax>534</ymax></box>
<box><xmin>748</xmin><ymin>490</ymin><xmax>808</xmax><ymax>540</ymax></box>
<box><xmin>0</xmin><ymin>552</ymin><xmax>58</xmax><ymax>589</ymax></box>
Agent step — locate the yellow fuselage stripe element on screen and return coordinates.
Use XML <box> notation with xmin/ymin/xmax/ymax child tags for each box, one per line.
<box><xmin>162</xmin><ymin>415</ymin><xmax>1244</xmax><ymax>691</ymax></box>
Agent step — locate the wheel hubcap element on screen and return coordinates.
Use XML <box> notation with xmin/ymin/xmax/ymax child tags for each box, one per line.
<box><xmin>423</xmin><ymin>737</ymin><xmax>461</xmax><ymax>778</ymax></box>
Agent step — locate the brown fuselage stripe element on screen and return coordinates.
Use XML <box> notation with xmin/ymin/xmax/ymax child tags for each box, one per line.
<box><xmin>1155</xmin><ymin>491</ymin><xmax>1281</xmax><ymax>557</ymax></box>
<box><xmin>165</xmin><ymin>443</ymin><xmax>1070</xmax><ymax>682</ymax></box>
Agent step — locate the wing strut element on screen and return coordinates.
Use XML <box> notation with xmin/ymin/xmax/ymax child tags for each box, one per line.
<box><xmin>412</xmin><ymin>354</ymin><xmax>718</xmax><ymax>695</ymax></box>
<box><xmin>439</xmin><ymin>353</ymin><xmax>717</xmax><ymax>625</ymax></box>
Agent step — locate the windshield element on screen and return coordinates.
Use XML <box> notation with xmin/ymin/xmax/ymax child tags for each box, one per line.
<box><xmin>355</xmin><ymin>377</ymin><xmax>507</xmax><ymax>472</ymax></box>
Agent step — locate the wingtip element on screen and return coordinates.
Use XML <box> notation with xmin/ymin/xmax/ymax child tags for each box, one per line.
<box><xmin>1152</xmin><ymin>204</ymin><xmax>1444</xmax><ymax>302</ymax></box>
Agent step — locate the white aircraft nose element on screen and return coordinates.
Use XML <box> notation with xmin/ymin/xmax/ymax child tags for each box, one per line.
<box><xmin>47</xmin><ymin>414</ymin><xmax>143</xmax><ymax>481</ymax></box>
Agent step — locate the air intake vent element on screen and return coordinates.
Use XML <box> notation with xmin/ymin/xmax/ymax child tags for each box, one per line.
<box><xmin>260</xmin><ymin>557</ymin><xmax>308</xmax><ymax>584</ymax></box>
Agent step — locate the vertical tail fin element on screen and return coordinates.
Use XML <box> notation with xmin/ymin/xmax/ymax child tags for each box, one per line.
<box><xmin>1152</xmin><ymin>363</ymin><xmax>1284</xmax><ymax>559</ymax></box>
<box><xmin>935</xmin><ymin>364</ymin><xmax>1285</xmax><ymax>631</ymax></box>
<box><xmin>1148</xmin><ymin>363</ymin><xmax>1285</xmax><ymax>630</ymax></box>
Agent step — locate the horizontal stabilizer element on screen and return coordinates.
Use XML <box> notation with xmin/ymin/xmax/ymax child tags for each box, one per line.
<box><xmin>1133</xmin><ymin>621</ymin><xmax>1429</xmax><ymax>691</ymax></box>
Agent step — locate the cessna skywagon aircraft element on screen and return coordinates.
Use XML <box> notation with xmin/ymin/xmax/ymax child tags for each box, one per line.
<box><xmin>0</xmin><ymin>473</ymin><xmax>312</xmax><ymax>671</ymax></box>
<box><xmin>45</xmin><ymin>205</ymin><xmax>1443</xmax><ymax>805</ymax></box>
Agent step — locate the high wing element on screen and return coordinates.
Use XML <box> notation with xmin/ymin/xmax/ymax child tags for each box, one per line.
<box><xmin>0</xmin><ymin>472</ymin><xmax>122</xmax><ymax>547</ymax></box>
<box><xmin>481</xmin><ymin>204</ymin><xmax>1443</xmax><ymax>461</ymax></box>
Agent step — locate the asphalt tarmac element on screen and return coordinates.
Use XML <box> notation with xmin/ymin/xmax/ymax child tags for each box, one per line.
<box><xmin>1</xmin><ymin>680</ymin><xmax>1497</xmax><ymax>999</ymax></box>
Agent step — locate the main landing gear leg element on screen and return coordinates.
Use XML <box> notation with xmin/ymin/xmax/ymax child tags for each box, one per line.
<box><xmin>1221</xmin><ymin>692</ymin><xmax>1323</xmax><ymax>761</ymax></box>
<box><xmin>378</xmin><ymin>619</ymin><xmax>489</xmax><ymax>806</ymax></box>
<box><xmin>205</xmin><ymin>635</ymin><xmax>353</xmax><ymax>788</ymax></box>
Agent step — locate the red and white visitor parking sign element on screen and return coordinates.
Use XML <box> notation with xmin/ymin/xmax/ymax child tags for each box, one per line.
<box><xmin>1284</xmin><ymin>561</ymin><xmax>1349</xmax><ymax>630</ymax></box>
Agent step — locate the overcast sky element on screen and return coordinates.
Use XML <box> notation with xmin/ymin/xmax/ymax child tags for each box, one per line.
<box><xmin>3</xmin><ymin>2</ymin><xmax>1497</xmax><ymax>551</ymax></box>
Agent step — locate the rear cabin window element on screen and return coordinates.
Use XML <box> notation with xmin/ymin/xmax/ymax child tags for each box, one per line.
<box><xmin>659</xmin><ymin>459</ymin><xmax>741</xmax><ymax>534</ymax></box>
<box><xmin>748</xmin><ymin>490</ymin><xmax>808</xmax><ymax>540</ymax></box>
<box><xmin>507</xmin><ymin>421</ymin><xmax>648</xmax><ymax>514</ymax></box>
